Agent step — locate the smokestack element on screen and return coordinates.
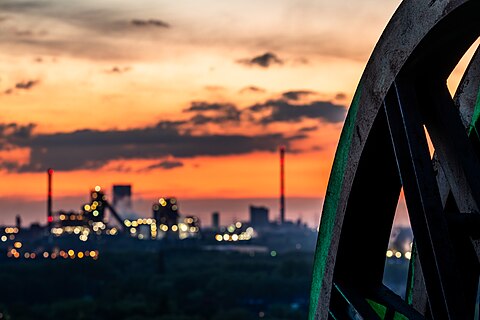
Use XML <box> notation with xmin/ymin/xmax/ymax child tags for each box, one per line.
<box><xmin>47</xmin><ymin>168</ymin><xmax>53</xmax><ymax>226</ymax></box>
<box><xmin>280</xmin><ymin>146</ymin><xmax>285</xmax><ymax>224</ymax></box>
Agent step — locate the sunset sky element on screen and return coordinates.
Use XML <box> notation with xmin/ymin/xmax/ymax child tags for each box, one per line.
<box><xmin>0</xmin><ymin>0</ymin><xmax>474</xmax><ymax>227</ymax></box>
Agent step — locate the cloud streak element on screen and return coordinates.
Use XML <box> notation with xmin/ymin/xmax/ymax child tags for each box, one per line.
<box><xmin>0</xmin><ymin>121</ymin><xmax>294</xmax><ymax>172</ymax></box>
<box><xmin>249</xmin><ymin>99</ymin><xmax>346</xmax><ymax>124</ymax></box>
<box><xmin>237</xmin><ymin>52</ymin><xmax>283</xmax><ymax>68</ymax></box>
<box><xmin>0</xmin><ymin>90</ymin><xmax>346</xmax><ymax>173</ymax></box>
<box><xmin>131</xmin><ymin>19</ymin><xmax>170</xmax><ymax>28</ymax></box>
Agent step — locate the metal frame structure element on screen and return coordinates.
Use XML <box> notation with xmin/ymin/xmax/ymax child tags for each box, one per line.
<box><xmin>309</xmin><ymin>1</ymin><xmax>480</xmax><ymax>319</ymax></box>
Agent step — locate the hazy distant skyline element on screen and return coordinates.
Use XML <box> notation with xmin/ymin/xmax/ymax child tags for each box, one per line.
<box><xmin>0</xmin><ymin>0</ymin><xmax>472</xmax><ymax>225</ymax></box>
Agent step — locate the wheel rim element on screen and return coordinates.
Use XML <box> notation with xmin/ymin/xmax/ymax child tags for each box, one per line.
<box><xmin>309</xmin><ymin>1</ymin><xmax>480</xmax><ymax>319</ymax></box>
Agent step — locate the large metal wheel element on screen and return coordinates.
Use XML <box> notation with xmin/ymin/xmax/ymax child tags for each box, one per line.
<box><xmin>309</xmin><ymin>1</ymin><xmax>480</xmax><ymax>319</ymax></box>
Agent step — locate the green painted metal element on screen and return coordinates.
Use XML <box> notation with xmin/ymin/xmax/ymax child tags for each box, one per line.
<box><xmin>469</xmin><ymin>84</ymin><xmax>480</xmax><ymax>137</ymax></box>
<box><xmin>367</xmin><ymin>299</ymin><xmax>388</xmax><ymax>318</ymax></box>
<box><xmin>308</xmin><ymin>87</ymin><xmax>362</xmax><ymax>319</ymax></box>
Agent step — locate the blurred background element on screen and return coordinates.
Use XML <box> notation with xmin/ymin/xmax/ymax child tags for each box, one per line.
<box><xmin>0</xmin><ymin>0</ymin><xmax>477</xmax><ymax>319</ymax></box>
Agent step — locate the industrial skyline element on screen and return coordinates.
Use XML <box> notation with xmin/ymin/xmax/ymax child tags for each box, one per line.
<box><xmin>0</xmin><ymin>0</ymin><xmax>416</xmax><ymax>222</ymax></box>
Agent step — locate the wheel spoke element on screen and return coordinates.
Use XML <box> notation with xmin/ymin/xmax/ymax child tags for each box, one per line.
<box><xmin>384</xmin><ymin>80</ymin><xmax>468</xmax><ymax>319</ymax></box>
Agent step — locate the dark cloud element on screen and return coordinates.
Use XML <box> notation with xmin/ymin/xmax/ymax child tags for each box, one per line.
<box><xmin>106</xmin><ymin>66</ymin><xmax>131</xmax><ymax>74</ymax></box>
<box><xmin>0</xmin><ymin>1</ymin><xmax>172</xmax><ymax>61</ymax></box>
<box><xmin>184</xmin><ymin>102</ymin><xmax>241</xmax><ymax>125</ymax></box>
<box><xmin>0</xmin><ymin>120</ymin><xmax>295</xmax><ymax>173</ymax></box>
<box><xmin>0</xmin><ymin>122</ymin><xmax>36</xmax><ymax>149</ymax></box>
<box><xmin>239</xmin><ymin>86</ymin><xmax>266</xmax><ymax>94</ymax></box>
<box><xmin>3</xmin><ymin>80</ymin><xmax>39</xmax><ymax>95</ymax></box>
<box><xmin>299</xmin><ymin>126</ymin><xmax>318</xmax><ymax>133</ymax></box>
<box><xmin>144</xmin><ymin>160</ymin><xmax>183</xmax><ymax>171</ymax></box>
<box><xmin>131</xmin><ymin>19</ymin><xmax>170</xmax><ymax>28</ymax></box>
<box><xmin>15</xmin><ymin>80</ymin><xmax>38</xmax><ymax>90</ymax></box>
<box><xmin>237</xmin><ymin>52</ymin><xmax>283</xmax><ymax>68</ymax></box>
<box><xmin>249</xmin><ymin>99</ymin><xmax>346</xmax><ymax>124</ymax></box>
<box><xmin>282</xmin><ymin>90</ymin><xmax>316</xmax><ymax>101</ymax></box>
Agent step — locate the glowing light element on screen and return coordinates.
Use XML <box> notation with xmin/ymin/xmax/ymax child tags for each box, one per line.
<box><xmin>405</xmin><ymin>251</ymin><xmax>412</xmax><ymax>260</ymax></box>
<box><xmin>24</xmin><ymin>252</ymin><xmax>30</xmax><ymax>258</ymax></box>
<box><xmin>1</xmin><ymin>236</ymin><xmax>6</xmax><ymax>242</ymax></box>
<box><xmin>13</xmin><ymin>241</ymin><xmax>22</xmax><ymax>249</ymax></box>
<box><xmin>270</xmin><ymin>251</ymin><xmax>277</xmax><ymax>257</ymax></box>
<box><xmin>223</xmin><ymin>234</ymin><xmax>229</xmax><ymax>241</ymax></box>
<box><xmin>170</xmin><ymin>198</ymin><xmax>177</xmax><ymax>204</ymax></box>
<box><xmin>227</xmin><ymin>225</ymin><xmax>235</xmax><ymax>233</ymax></box>
<box><xmin>48</xmin><ymin>216</ymin><xmax>54</xmax><ymax>223</ymax></box>
<box><xmin>130</xmin><ymin>227</ymin><xmax>137</xmax><ymax>234</ymax></box>
<box><xmin>30</xmin><ymin>253</ymin><xmax>36</xmax><ymax>259</ymax></box>
<box><xmin>395</xmin><ymin>252</ymin><xmax>402</xmax><ymax>259</ymax></box>
<box><xmin>386</xmin><ymin>250</ymin><xmax>393</xmax><ymax>258</ymax></box>
<box><xmin>68</xmin><ymin>249</ymin><xmax>74</xmax><ymax>257</ymax></box>
<box><xmin>215</xmin><ymin>234</ymin><xmax>223</xmax><ymax>241</ymax></box>
<box><xmin>138</xmin><ymin>234</ymin><xmax>144</xmax><ymax>239</ymax></box>
<box><xmin>235</xmin><ymin>222</ymin><xmax>242</xmax><ymax>228</ymax></box>
<box><xmin>172</xmin><ymin>205</ymin><xmax>178</xmax><ymax>211</ymax></box>
<box><xmin>84</xmin><ymin>204</ymin><xmax>91</xmax><ymax>211</ymax></box>
<box><xmin>159</xmin><ymin>198</ymin><xmax>167</xmax><ymax>207</ymax></box>
<box><xmin>231</xmin><ymin>234</ymin><xmax>239</xmax><ymax>241</ymax></box>
<box><xmin>94</xmin><ymin>186</ymin><xmax>101</xmax><ymax>192</ymax></box>
<box><xmin>43</xmin><ymin>252</ymin><xmax>49</xmax><ymax>258</ymax></box>
<box><xmin>172</xmin><ymin>225</ymin><xmax>178</xmax><ymax>232</ymax></box>
<box><xmin>60</xmin><ymin>214</ymin><xmax>66</xmax><ymax>221</ymax></box>
<box><xmin>78</xmin><ymin>252</ymin><xmax>84</xmax><ymax>259</ymax></box>
<box><xmin>132</xmin><ymin>221</ymin><xmax>138</xmax><ymax>227</ymax></box>
<box><xmin>160</xmin><ymin>224</ymin><xmax>168</xmax><ymax>232</ymax></box>
<box><xmin>89</xmin><ymin>251</ymin><xmax>96</xmax><ymax>258</ymax></box>
<box><xmin>179</xmin><ymin>224</ymin><xmax>188</xmax><ymax>232</ymax></box>
<box><xmin>93</xmin><ymin>210</ymin><xmax>99</xmax><ymax>217</ymax></box>
<box><xmin>124</xmin><ymin>220</ymin><xmax>131</xmax><ymax>227</ymax></box>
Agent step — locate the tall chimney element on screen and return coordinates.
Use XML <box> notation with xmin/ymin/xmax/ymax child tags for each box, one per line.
<box><xmin>47</xmin><ymin>168</ymin><xmax>53</xmax><ymax>226</ymax></box>
<box><xmin>280</xmin><ymin>146</ymin><xmax>285</xmax><ymax>224</ymax></box>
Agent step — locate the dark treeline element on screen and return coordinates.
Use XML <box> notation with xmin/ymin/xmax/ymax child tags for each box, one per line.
<box><xmin>0</xmin><ymin>250</ymin><xmax>313</xmax><ymax>320</ymax></box>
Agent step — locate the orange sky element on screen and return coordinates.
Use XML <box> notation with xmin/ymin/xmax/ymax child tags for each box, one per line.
<box><xmin>0</xmin><ymin>0</ymin><xmax>476</xmax><ymax>226</ymax></box>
